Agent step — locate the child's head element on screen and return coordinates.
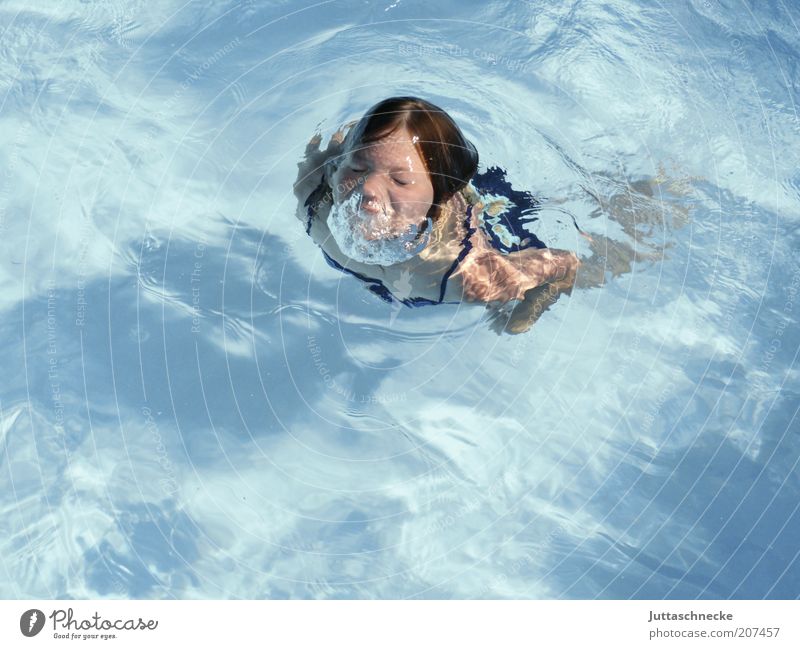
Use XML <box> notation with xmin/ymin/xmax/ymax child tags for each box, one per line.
<box><xmin>328</xmin><ymin>96</ymin><xmax>479</xmax><ymax>231</ymax></box>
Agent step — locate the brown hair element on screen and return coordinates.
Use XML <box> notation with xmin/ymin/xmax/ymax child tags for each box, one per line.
<box><xmin>335</xmin><ymin>96</ymin><xmax>479</xmax><ymax>221</ymax></box>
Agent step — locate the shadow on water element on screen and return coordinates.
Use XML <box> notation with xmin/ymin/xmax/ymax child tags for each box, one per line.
<box><xmin>89</xmin><ymin>232</ymin><xmax>331</xmax><ymax>450</ymax></box>
<box><xmin>1</xmin><ymin>224</ymin><xmax>394</xmax><ymax>596</ymax></box>
<box><xmin>571</xmin><ymin>413</ymin><xmax>800</xmax><ymax>599</ymax></box>
<box><xmin>3</xmin><ymin>212</ymin><xmax>466</xmax><ymax>597</ymax></box>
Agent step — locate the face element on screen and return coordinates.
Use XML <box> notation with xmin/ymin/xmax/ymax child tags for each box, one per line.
<box><xmin>329</xmin><ymin>125</ymin><xmax>435</xmax><ymax>241</ymax></box>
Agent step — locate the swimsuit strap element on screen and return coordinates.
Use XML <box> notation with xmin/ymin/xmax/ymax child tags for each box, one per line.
<box><xmin>437</xmin><ymin>204</ymin><xmax>475</xmax><ymax>303</ymax></box>
<box><xmin>319</xmin><ymin>248</ymin><xmax>396</xmax><ymax>304</ymax></box>
<box><xmin>305</xmin><ymin>204</ymin><xmax>314</xmax><ymax>235</ymax></box>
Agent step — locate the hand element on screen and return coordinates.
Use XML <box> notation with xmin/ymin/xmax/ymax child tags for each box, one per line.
<box><xmin>304</xmin><ymin>132</ymin><xmax>323</xmax><ymax>157</ymax></box>
<box><xmin>330</xmin><ymin>119</ymin><xmax>358</xmax><ymax>145</ymax></box>
<box><xmin>491</xmin><ymin>277</ymin><xmax>574</xmax><ymax>335</ymax></box>
<box><xmin>295</xmin><ymin>130</ymin><xmax>349</xmax><ymax>202</ymax></box>
<box><xmin>303</xmin><ymin>130</ymin><xmax>346</xmax><ymax>166</ymax></box>
<box><xmin>486</xmin><ymin>254</ymin><xmax>580</xmax><ymax>335</ymax></box>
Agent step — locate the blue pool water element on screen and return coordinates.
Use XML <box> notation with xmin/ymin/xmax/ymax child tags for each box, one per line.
<box><xmin>1</xmin><ymin>0</ymin><xmax>798</xmax><ymax>598</ymax></box>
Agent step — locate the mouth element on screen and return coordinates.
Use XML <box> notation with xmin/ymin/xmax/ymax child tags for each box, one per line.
<box><xmin>359</xmin><ymin>198</ymin><xmax>393</xmax><ymax>218</ymax></box>
<box><xmin>335</xmin><ymin>191</ymin><xmax>424</xmax><ymax>242</ymax></box>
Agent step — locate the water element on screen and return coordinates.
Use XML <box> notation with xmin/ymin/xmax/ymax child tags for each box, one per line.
<box><xmin>1</xmin><ymin>0</ymin><xmax>798</xmax><ymax>599</ymax></box>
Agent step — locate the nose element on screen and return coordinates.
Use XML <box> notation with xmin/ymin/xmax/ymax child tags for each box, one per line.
<box><xmin>360</xmin><ymin>172</ymin><xmax>385</xmax><ymax>215</ymax></box>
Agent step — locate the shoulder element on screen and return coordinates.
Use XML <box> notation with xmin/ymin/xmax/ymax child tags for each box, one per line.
<box><xmin>428</xmin><ymin>190</ymin><xmax>471</xmax><ymax>245</ymax></box>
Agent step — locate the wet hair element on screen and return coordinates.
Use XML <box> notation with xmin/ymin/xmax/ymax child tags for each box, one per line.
<box><xmin>336</xmin><ymin>96</ymin><xmax>479</xmax><ymax>220</ymax></box>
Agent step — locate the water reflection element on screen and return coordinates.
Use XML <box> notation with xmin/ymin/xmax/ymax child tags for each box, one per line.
<box><xmin>1</xmin><ymin>0</ymin><xmax>798</xmax><ymax>600</ymax></box>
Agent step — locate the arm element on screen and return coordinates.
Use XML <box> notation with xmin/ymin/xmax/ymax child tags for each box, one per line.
<box><xmin>454</xmin><ymin>224</ymin><xmax>580</xmax><ymax>304</ymax></box>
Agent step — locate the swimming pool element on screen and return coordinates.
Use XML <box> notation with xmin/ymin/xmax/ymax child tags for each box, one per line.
<box><xmin>1</xmin><ymin>0</ymin><xmax>798</xmax><ymax>598</ymax></box>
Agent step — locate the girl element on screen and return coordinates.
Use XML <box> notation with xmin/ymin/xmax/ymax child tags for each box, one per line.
<box><xmin>293</xmin><ymin>96</ymin><xmax>583</xmax><ymax>332</ymax></box>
